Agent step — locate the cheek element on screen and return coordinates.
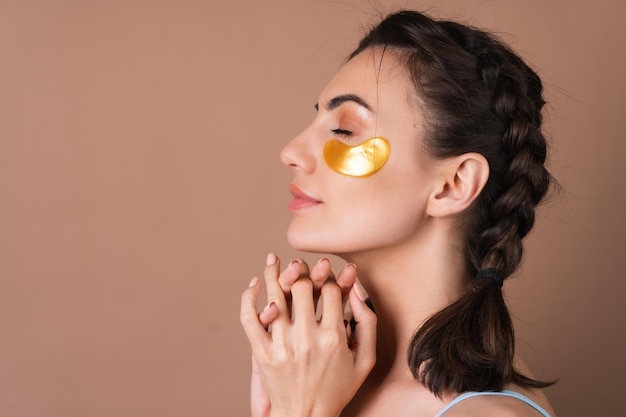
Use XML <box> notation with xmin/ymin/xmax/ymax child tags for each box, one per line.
<box><xmin>323</xmin><ymin>137</ymin><xmax>390</xmax><ymax>178</ymax></box>
<box><xmin>335</xmin><ymin>175</ymin><xmax>428</xmax><ymax>242</ymax></box>
<box><xmin>359</xmin><ymin>164</ymin><xmax>429</xmax><ymax>234</ymax></box>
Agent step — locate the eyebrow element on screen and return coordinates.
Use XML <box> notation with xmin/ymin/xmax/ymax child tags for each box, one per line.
<box><xmin>314</xmin><ymin>94</ymin><xmax>373</xmax><ymax>112</ymax></box>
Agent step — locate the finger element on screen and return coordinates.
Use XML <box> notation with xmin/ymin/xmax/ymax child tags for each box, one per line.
<box><xmin>309</xmin><ymin>257</ymin><xmax>332</xmax><ymax>291</ymax></box>
<box><xmin>258</xmin><ymin>302</ymin><xmax>278</xmax><ymax>329</ymax></box>
<box><xmin>349</xmin><ymin>284</ymin><xmax>377</xmax><ymax>372</ymax></box>
<box><xmin>240</xmin><ymin>277</ymin><xmax>271</xmax><ymax>345</ymax></box>
<box><xmin>336</xmin><ymin>263</ymin><xmax>358</xmax><ymax>304</ymax></box>
<box><xmin>309</xmin><ymin>258</ymin><xmax>334</xmax><ymax>309</ymax></box>
<box><xmin>297</xmin><ymin>258</ymin><xmax>310</xmax><ymax>278</ymax></box>
<box><xmin>263</xmin><ymin>253</ymin><xmax>289</xmax><ymax>318</ymax></box>
<box><xmin>276</xmin><ymin>259</ymin><xmax>304</xmax><ymax>316</ymax></box>
<box><xmin>277</xmin><ymin>259</ymin><xmax>304</xmax><ymax>294</ymax></box>
<box><xmin>291</xmin><ymin>278</ymin><xmax>316</xmax><ymax>325</ymax></box>
<box><xmin>319</xmin><ymin>280</ymin><xmax>345</xmax><ymax>325</ymax></box>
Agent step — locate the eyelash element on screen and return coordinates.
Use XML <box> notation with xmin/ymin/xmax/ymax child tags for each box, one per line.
<box><xmin>331</xmin><ymin>128</ymin><xmax>353</xmax><ymax>138</ymax></box>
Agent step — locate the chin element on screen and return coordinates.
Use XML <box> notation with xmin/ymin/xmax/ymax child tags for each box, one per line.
<box><xmin>286</xmin><ymin>224</ymin><xmax>334</xmax><ymax>253</ymax></box>
<box><xmin>286</xmin><ymin>226</ymin><xmax>364</xmax><ymax>256</ymax></box>
<box><xmin>287</xmin><ymin>231</ymin><xmax>325</xmax><ymax>253</ymax></box>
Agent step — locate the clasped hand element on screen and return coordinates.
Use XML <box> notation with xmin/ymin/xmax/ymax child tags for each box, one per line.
<box><xmin>240</xmin><ymin>253</ymin><xmax>377</xmax><ymax>417</ymax></box>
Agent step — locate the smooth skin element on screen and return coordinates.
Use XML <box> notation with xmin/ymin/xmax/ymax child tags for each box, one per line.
<box><xmin>249</xmin><ymin>257</ymin><xmax>360</xmax><ymax>417</ymax></box>
<box><xmin>240</xmin><ymin>253</ymin><xmax>377</xmax><ymax>417</ymax></box>
<box><xmin>241</xmin><ymin>49</ymin><xmax>555</xmax><ymax>417</ymax></box>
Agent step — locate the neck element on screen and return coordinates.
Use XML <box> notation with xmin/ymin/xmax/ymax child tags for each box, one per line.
<box><xmin>340</xmin><ymin>221</ymin><xmax>471</xmax><ymax>382</ymax></box>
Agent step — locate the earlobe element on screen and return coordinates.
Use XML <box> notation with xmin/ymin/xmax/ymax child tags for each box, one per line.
<box><xmin>426</xmin><ymin>153</ymin><xmax>490</xmax><ymax>218</ymax></box>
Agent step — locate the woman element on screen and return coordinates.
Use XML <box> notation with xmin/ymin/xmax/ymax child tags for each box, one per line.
<box><xmin>241</xmin><ymin>10</ymin><xmax>556</xmax><ymax>417</ymax></box>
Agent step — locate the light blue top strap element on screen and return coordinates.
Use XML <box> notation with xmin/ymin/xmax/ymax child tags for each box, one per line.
<box><xmin>434</xmin><ymin>390</ymin><xmax>552</xmax><ymax>417</ymax></box>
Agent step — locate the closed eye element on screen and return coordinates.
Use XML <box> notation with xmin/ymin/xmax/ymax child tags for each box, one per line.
<box><xmin>331</xmin><ymin>128</ymin><xmax>353</xmax><ymax>138</ymax></box>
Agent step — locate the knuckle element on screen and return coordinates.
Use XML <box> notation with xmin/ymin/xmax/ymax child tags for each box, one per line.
<box><xmin>319</xmin><ymin>329</ymin><xmax>342</xmax><ymax>349</ymax></box>
<box><xmin>291</xmin><ymin>278</ymin><xmax>313</xmax><ymax>295</ymax></box>
<box><xmin>321</xmin><ymin>280</ymin><xmax>340</xmax><ymax>296</ymax></box>
<box><xmin>272</xmin><ymin>342</ymin><xmax>298</xmax><ymax>365</ymax></box>
<box><xmin>239</xmin><ymin>309</ymin><xmax>258</xmax><ymax>327</ymax></box>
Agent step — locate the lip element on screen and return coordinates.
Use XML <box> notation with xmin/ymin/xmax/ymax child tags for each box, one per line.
<box><xmin>288</xmin><ymin>184</ymin><xmax>322</xmax><ymax>212</ymax></box>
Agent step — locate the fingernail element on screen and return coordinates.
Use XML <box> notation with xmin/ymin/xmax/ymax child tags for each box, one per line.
<box><xmin>249</xmin><ymin>276</ymin><xmax>259</xmax><ymax>287</ymax></box>
<box><xmin>344</xmin><ymin>263</ymin><xmax>357</xmax><ymax>272</ymax></box>
<box><xmin>353</xmin><ymin>280</ymin><xmax>367</xmax><ymax>301</ymax></box>
<box><xmin>289</xmin><ymin>259</ymin><xmax>300</xmax><ymax>267</ymax></box>
<box><xmin>266</xmin><ymin>253</ymin><xmax>277</xmax><ymax>266</ymax></box>
<box><xmin>316</xmin><ymin>257</ymin><xmax>330</xmax><ymax>265</ymax></box>
<box><xmin>262</xmin><ymin>302</ymin><xmax>275</xmax><ymax>312</ymax></box>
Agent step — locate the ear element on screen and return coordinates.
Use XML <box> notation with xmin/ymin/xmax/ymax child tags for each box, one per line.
<box><xmin>426</xmin><ymin>153</ymin><xmax>490</xmax><ymax>218</ymax></box>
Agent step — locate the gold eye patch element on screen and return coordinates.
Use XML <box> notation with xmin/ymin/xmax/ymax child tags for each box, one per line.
<box><xmin>323</xmin><ymin>137</ymin><xmax>390</xmax><ymax>177</ymax></box>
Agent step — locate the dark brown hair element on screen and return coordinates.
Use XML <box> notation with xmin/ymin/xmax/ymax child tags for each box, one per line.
<box><xmin>350</xmin><ymin>10</ymin><xmax>555</xmax><ymax>396</ymax></box>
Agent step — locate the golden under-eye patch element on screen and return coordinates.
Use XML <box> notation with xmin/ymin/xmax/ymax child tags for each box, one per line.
<box><xmin>323</xmin><ymin>137</ymin><xmax>390</xmax><ymax>177</ymax></box>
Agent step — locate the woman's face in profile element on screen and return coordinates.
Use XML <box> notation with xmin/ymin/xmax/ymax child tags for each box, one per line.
<box><xmin>281</xmin><ymin>49</ymin><xmax>439</xmax><ymax>255</ymax></box>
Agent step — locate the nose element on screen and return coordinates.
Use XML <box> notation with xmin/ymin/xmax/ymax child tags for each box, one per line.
<box><xmin>280</xmin><ymin>129</ymin><xmax>316</xmax><ymax>174</ymax></box>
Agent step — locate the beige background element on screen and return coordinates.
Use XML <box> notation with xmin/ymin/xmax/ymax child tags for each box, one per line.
<box><xmin>1</xmin><ymin>0</ymin><xmax>624</xmax><ymax>416</ymax></box>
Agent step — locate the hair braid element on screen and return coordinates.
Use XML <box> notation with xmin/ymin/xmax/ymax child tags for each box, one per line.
<box><xmin>352</xmin><ymin>10</ymin><xmax>556</xmax><ymax>396</ymax></box>
<box><xmin>470</xmin><ymin>38</ymin><xmax>551</xmax><ymax>277</ymax></box>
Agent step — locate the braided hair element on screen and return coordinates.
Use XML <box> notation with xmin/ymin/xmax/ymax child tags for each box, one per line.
<box><xmin>350</xmin><ymin>11</ymin><xmax>554</xmax><ymax>396</ymax></box>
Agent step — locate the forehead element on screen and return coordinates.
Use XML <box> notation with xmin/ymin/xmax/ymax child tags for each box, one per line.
<box><xmin>319</xmin><ymin>48</ymin><xmax>412</xmax><ymax>110</ymax></box>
